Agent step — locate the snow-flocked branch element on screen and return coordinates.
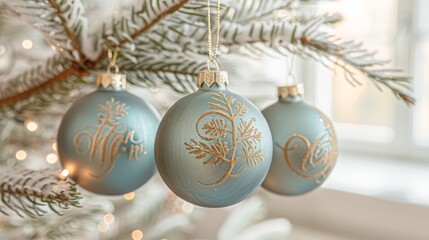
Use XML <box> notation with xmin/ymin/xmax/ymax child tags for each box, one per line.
<box><xmin>0</xmin><ymin>167</ymin><xmax>81</xmax><ymax>218</ymax></box>
<box><xmin>0</xmin><ymin>0</ymin><xmax>414</xmax><ymax>118</ymax></box>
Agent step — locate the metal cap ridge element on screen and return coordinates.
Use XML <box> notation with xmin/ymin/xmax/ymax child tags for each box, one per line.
<box><xmin>96</xmin><ymin>73</ymin><xmax>127</xmax><ymax>90</ymax></box>
<box><xmin>278</xmin><ymin>83</ymin><xmax>304</xmax><ymax>98</ymax></box>
<box><xmin>197</xmin><ymin>70</ymin><xmax>229</xmax><ymax>88</ymax></box>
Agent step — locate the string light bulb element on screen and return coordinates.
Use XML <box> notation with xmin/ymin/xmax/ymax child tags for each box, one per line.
<box><xmin>98</xmin><ymin>222</ymin><xmax>109</xmax><ymax>232</ymax></box>
<box><xmin>52</xmin><ymin>142</ymin><xmax>57</xmax><ymax>151</ymax></box>
<box><xmin>22</xmin><ymin>39</ymin><xmax>33</xmax><ymax>49</ymax></box>
<box><xmin>103</xmin><ymin>213</ymin><xmax>115</xmax><ymax>225</ymax></box>
<box><xmin>46</xmin><ymin>153</ymin><xmax>58</xmax><ymax>164</ymax></box>
<box><xmin>123</xmin><ymin>192</ymin><xmax>135</xmax><ymax>201</ymax></box>
<box><xmin>15</xmin><ymin>150</ymin><xmax>27</xmax><ymax>161</ymax></box>
<box><xmin>24</xmin><ymin>120</ymin><xmax>38</xmax><ymax>132</ymax></box>
<box><xmin>59</xmin><ymin>169</ymin><xmax>70</xmax><ymax>180</ymax></box>
<box><xmin>131</xmin><ymin>230</ymin><xmax>143</xmax><ymax>240</ymax></box>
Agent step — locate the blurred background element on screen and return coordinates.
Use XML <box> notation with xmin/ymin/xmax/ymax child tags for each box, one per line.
<box><xmin>0</xmin><ymin>0</ymin><xmax>428</xmax><ymax>239</ymax></box>
<box><xmin>205</xmin><ymin>0</ymin><xmax>429</xmax><ymax>239</ymax></box>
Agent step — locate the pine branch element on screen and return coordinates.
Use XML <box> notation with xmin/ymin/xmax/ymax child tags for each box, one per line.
<box><xmin>149</xmin><ymin>3</ymin><xmax>413</xmax><ymax>104</ymax></box>
<box><xmin>102</xmin><ymin>0</ymin><xmax>189</xmax><ymax>47</ymax></box>
<box><xmin>119</xmin><ymin>51</ymin><xmax>206</xmax><ymax>93</ymax></box>
<box><xmin>0</xmin><ymin>199</ymin><xmax>108</xmax><ymax>239</ymax></box>
<box><xmin>0</xmin><ymin>54</ymin><xmax>84</xmax><ymax>119</ymax></box>
<box><xmin>7</xmin><ymin>115</ymin><xmax>60</xmax><ymax>148</ymax></box>
<box><xmin>0</xmin><ymin>121</ymin><xmax>15</xmax><ymax>166</ymax></box>
<box><xmin>281</xmin><ymin>20</ymin><xmax>412</xmax><ymax>104</ymax></box>
<box><xmin>298</xmin><ymin>21</ymin><xmax>415</xmax><ymax>104</ymax></box>
<box><xmin>0</xmin><ymin>167</ymin><xmax>81</xmax><ymax>218</ymax></box>
<box><xmin>226</xmin><ymin>0</ymin><xmax>341</xmax><ymax>25</ymax></box>
<box><xmin>4</xmin><ymin>0</ymin><xmax>88</xmax><ymax>61</ymax></box>
<box><xmin>0</xmin><ymin>0</ymin><xmax>202</xmax><ymax>117</ymax></box>
<box><xmin>97</xmin><ymin>0</ymin><xmax>191</xmax><ymax>65</ymax></box>
<box><xmin>226</xmin><ymin>0</ymin><xmax>293</xmax><ymax>23</ymax></box>
<box><xmin>215</xmin><ymin>18</ymin><xmax>414</xmax><ymax>104</ymax></box>
<box><xmin>0</xmin><ymin>0</ymin><xmax>414</xmax><ymax>119</ymax></box>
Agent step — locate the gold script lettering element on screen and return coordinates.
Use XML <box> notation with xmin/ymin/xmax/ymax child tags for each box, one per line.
<box><xmin>73</xmin><ymin>98</ymin><xmax>144</xmax><ymax>178</ymax></box>
<box><xmin>277</xmin><ymin>113</ymin><xmax>337</xmax><ymax>184</ymax></box>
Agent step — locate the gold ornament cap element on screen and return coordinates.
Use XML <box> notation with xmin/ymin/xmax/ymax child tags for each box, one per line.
<box><xmin>96</xmin><ymin>73</ymin><xmax>127</xmax><ymax>90</ymax></box>
<box><xmin>197</xmin><ymin>70</ymin><xmax>229</xmax><ymax>88</ymax></box>
<box><xmin>278</xmin><ymin>83</ymin><xmax>304</xmax><ymax>98</ymax></box>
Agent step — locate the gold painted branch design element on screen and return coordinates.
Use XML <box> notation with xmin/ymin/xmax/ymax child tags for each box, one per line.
<box><xmin>277</xmin><ymin>114</ymin><xmax>337</xmax><ymax>184</ymax></box>
<box><xmin>73</xmin><ymin>98</ymin><xmax>143</xmax><ymax>178</ymax></box>
<box><xmin>185</xmin><ymin>92</ymin><xmax>264</xmax><ymax>186</ymax></box>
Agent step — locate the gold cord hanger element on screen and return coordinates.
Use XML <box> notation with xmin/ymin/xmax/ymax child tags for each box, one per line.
<box><xmin>107</xmin><ymin>48</ymin><xmax>119</xmax><ymax>74</ymax></box>
<box><xmin>96</xmin><ymin>48</ymin><xmax>126</xmax><ymax>89</ymax></box>
<box><xmin>197</xmin><ymin>0</ymin><xmax>228</xmax><ymax>88</ymax></box>
<box><xmin>206</xmin><ymin>0</ymin><xmax>221</xmax><ymax>71</ymax></box>
<box><xmin>285</xmin><ymin>0</ymin><xmax>299</xmax><ymax>84</ymax></box>
<box><xmin>279</xmin><ymin>0</ymin><xmax>304</xmax><ymax>98</ymax></box>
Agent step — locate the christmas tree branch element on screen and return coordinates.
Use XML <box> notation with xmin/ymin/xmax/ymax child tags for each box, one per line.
<box><xmin>227</xmin><ymin>0</ymin><xmax>292</xmax><ymax>23</ymax></box>
<box><xmin>104</xmin><ymin>0</ymin><xmax>189</xmax><ymax>47</ymax></box>
<box><xmin>0</xmin><ymin>167</ymin><xmax>81</xmax><ymax>218</ymax></box>
<box><xmin>215</xmin><ymin>18</ymin><xmax>414</xmax><ymax>104</ymax></box>
<box><xmin>139</xmin><ymin>13</ymin><xmax>413</xmax><ymax>104</ymax></box>
<box><xmin>297</xmin><ymin>18</ymin><xmax>414</xmax><ymax>105</ymax></box>
<box><xmin>46</xmin><ymin>0</ymin><xmax>83</xmax><ymax>53</ymax></box>
<box><xmin>96</xmin><ymin>0</ymin><xmax>192</xmax><ymax>66</ymax></box>
<box><xmin>4</xmin><ymin>0</ymin><xmax>88</xmax><ymax>61</ymax></box>
<box><xmin>0</xmin><ymin>0</ymin><xmax>414</xmax><ymax>119</ymax></box>
<box><xmin>0</xmin><ymin>0</ymin><xmax>205</xmax><ymax>117</ymax></box>
<box><xmin>0</xmin><ymin>55</ymin><xmax>84</xmax><ymax>118</ymax></box>
<box><xmin>0</xmin><ymin>198</ymin><xmax>109</xmax><ymax>239</ymax></box>
<box><xmin>119</xmin><ymin>51</ymin><xmax>206</xmax><ymax>93</ymax></box>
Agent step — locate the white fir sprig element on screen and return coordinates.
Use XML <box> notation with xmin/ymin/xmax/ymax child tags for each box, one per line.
<box><xmin>0</xmin><ymin>167</ymin><xmax>81</xmax><ymax>218</ymax></box>
<box><xmin>0</xmin><ymin>0</ymin><xmax>414</xmax><ymax>119</ymax></box>
<box><xmin>0</xmin><ymin>54</ymin><xmax>84</xmax><ymax>118</ymax></box>
<box><xmin>0</xmin><ymin>199</ymin><xmax>109</xmax><ymax>239</ymax></box>
<box><xmin>4</xmin><ymin>0</ymin><xmax>88</xmax><ymax>61</ymax></box>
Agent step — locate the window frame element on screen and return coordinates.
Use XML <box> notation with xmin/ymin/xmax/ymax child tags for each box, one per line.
<box><xmin>300</xmin><ymin>0</ymin><xmax>429</xmax><ymax>162</ymax></box>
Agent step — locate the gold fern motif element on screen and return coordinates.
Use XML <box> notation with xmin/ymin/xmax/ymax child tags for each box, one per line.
<box><xmin>184</xmin><ymin>92</ymin><xmax>264</xmax><ymax>186</ymax></box>
<box><xmin>73</xmin><ymin>98</ymin><xmax>144</xmax><ymax>178</ymax></box>
<box><xmin>276</xmin><ymin>113</ymin><xmax>337</xmax><ymax>184</ymax></box>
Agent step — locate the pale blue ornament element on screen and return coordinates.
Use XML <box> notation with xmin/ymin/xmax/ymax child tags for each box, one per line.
<box><xmin>262</xmin><ymin>84</ymin><xmax>338</xmax><ymax>196</ymax></box>
<box><xmin>155</xmin><ymin>70</ymin><xmax>273</xmax><ymax>207</ymax></box>
<box><xmin>57</xmin><ymin>73</ymin><xmax>160</xmax><ymax>195</ymax></box>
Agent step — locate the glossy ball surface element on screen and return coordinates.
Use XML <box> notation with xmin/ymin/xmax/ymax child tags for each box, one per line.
<box><xmin>155</xmin><ymin>85</ymin><xmax>273</xmax><ymax>207</ymax></box>
<box><xmin>58</xmin><ymin>88</ymin><xmax>160</xmax><ymax>195</ymax></box>
<box><xmin>262</xmin><ymin>96</ymin><xmax>338</xmax><ymax>195</ymax></box>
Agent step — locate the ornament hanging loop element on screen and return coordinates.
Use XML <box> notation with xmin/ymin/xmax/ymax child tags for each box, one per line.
<box><xmin>198</xmin><ymin>0</ymin><xmax>228</xmax><ymax>88</ymax></box>
<box><xmin>207</xmin><ymin>59</ymin><xmax>220</xmax><ymax>72</ymax></box>
<box><xmin>107</xmin><ymin>48</ymin><xmax>119</xmax><ymax>74</ymax></box>
<box><xmin>286</xmin><ymin>54</ymin><xmax>296</xmax><ymax>84</ymax></box>
<box><xmin>207</xmin><ymin>0</ymin><xmax>221</xmax><ymax>69</ymax></box>
<box><xmin>284</xmin><ymin>0</ymin><xmax>299</xmax><ymax>85</ymax></box>
<box><xmin>97</xmin><ymin>47</ymin><xmax>127</xmax><ymax>90</ymax></box>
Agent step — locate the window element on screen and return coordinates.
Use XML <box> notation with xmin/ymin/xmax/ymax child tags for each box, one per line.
<box><xmin>413</xmin><ymin>0</ymin><xmax>429</xmax><ymax>147</ymax></box>
<box><xmin>304</xmin><ymin>0</ymin><xmax>428</xmax><ymax>160</ymax></box>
